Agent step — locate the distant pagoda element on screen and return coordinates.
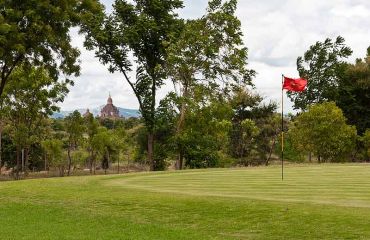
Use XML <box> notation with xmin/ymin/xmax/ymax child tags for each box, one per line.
<box><xmin>100</xmin><ymin>94</ymin><xmax>120</xmax><ymax>119</ymax></box>
<box><xmin>83</xmin><ymin>108</ymin><xmax>92</xmax><ymax>118</ymax></box>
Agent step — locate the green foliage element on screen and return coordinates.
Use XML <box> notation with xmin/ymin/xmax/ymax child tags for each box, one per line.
<box><xmin>336</xmin><ymin>46</ymin><xmax>370</xmax><ymax>135</ymax></box>
<box><xmin>2</xmin><ymin>66</ymin><xmax>68</xmax><ymax>175</ymax></box>
<box><xmin>1</xmin><ymin>132</ymin><xmax>15</xmax><ymax>167</ymax></box>
<box><xmin>165</xmin><ymin>0</ymin><xmax>255</xmax><ymax>169</ymax></box>
<box><xmin>85</xmin><ymin>113</ymin><xmax>99</xmax><ymax>140</ymax></box>
<box><xmin>289</xmin><ymin>102</ymin><xmax>357</xmax><ymax>162</ymax></box>
<box><xmin>179</xmin><ymin>97</ymin><xmax>233</xmax><ymax>168</ymax></box>
<box><xmin>84</xmin><ymin>112</ymin><xmax>99</xmax><ymax>170</ymax></box>
<box><xmin>41</xmin><ymin>139</ymin><xmax>65</xmax><ymax>173</ymax></box>
<box><xmin>0</xmin><ymin>0</ymin><xmax>104</xmax><ymax>96</ymax></box>
<box><xmin>362</xmin><ymin>129</ymin><xmax>370</xmax><ymax>161</ymax></box>
<box><xmin>82</xmin><ymin>0</ymin><xmax>184</xmax><ymax>170</ymax></box>
<box><xmin>99</xmin><ymin>118</ymin><xmax>115</xmax><ymax>130</ymax></box>
<box><xmin>229</xmin><ymin>88</ymin><xmax>277</xmax><ymax>165</ymax></box>
<box><xmin>231</xmin><ymin>118</ymin><xmax>260</xmax><ymax>165</ymax></box>
<box><xmin>91</xmin><ymin>127</ymin><xmax>111</xmax><ymax>156</ymax></box>
<box><xmin>65</xmin><ymin>111</ymin><xmax>85</xmax><ymax>146</ymax></box>
<box><xmin>91</xmin><ymin>127</ymin><xmax>126</xmax><ymax>171</ymax></box>
<box><xmin>3</xmin><ymin>3</ymin><xmax>370</xmax><ymax>174</ymax></box>
<box><xmin>275</xmin><ymin>132</ymin><xmax>305</xmax><ymax>162</ymax></box>
<box><xmin>167</xmin><ymin>0</ymin><xmax>254</xmax><ymax>89</ymax></box>
<box><xmin>289</xmin><ymin>36</ymin><xmax>352</xmax><ymax>110</ymax></box>
<box><xmin>254</xmin><ymin>114</ymin><xmax>282</xmax><ymax>165</ymax></box>
<box><xmin>4</xmin><ymin>66</ymin><xmax>69</xmax><ymax>117</ymax></box>
<box><xmin>71</xmin><ymin>150</ymin><xmax>89</xmax><ymax>167</ymax></box>
<box><xmin>64</xmin><ymin>110</ymin><xmax>85</xmax><ymax>174</ymax></box>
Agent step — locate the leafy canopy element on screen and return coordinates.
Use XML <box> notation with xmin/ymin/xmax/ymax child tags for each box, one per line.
<box><xmin>289</xmin><ymin>102</ymin><xmax>357</xmax><ymax>162</ymax></box>
<box><xmin>336</xmin><ymin>46</ymin><xmax>370</xmax><ymax>135</ymax></box>
<box><xmin>289</xmin><ymin>36</ymin><xmax>352</xmax><ymax>110</ymax></box>
<box><xmin>0</xmin><ymin>0</ymin><xmax>104</xmax><ymax>96</ymax></box>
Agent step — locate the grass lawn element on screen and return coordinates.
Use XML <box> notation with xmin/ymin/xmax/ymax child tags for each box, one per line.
<box><xmin>1</xmin><ymin>164</ymin><xmax>370</xmax><ymax>239</ymax></box>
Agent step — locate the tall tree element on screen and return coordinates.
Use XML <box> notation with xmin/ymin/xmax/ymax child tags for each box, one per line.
<box><xmin>83</xmin><ymin>0</ymin><xmax>184</xmax><ymax>170</ymax></box>
<box><xmin>64</xmin><ymin>111</ymin><xmax>85</xmax><ymax>176</ymax></box>
<box><xmin>336</xmin><ymin>46</ymin><xmax>370</xmax><ymax>135</ymax></box>
<box><xmin>166</xmin><ymin>0</ymin><xmax>255</xmax><ymax>169</ymax></box>
<box><xmin>0</xmin><ymin>0</ymin><xmax>103</xmax><ymax>97</ymax></box>
<box><xmin>289</xmin><ymin>36</ymin><xmax>352</xmax><ymax>110</ymax></box>
<box><xmin>91</xmin><ymin>127</ymin><xmax>120</xmax><ymax>174</ymax></box>
<box><xmin>84</xmin><ymin>111</ymin><xmax>99</xmax><ymax>173</ymax></box>
<box><xmin>178</xmin><ymin>92</ymin><xmax>233</xmax><ymax>169</ymax></box>
<box><xmin>0</xmin><ymin>97</ymin><xmax>8</xmax><ymax>174</ymax></box>
<box><xmin>228</xmin><ymin>87</ymin><xmax>277</xmax><ymax>166</ymax></box>
<box><xmin>4</xmin><ymin>66</ymin><xmax>69</xmax><ymax>178</ymax></box>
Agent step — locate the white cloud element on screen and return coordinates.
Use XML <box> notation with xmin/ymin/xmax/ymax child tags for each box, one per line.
<box><xmin>331</xmin><ymin>4</ymin><xmax>370</xmax><ymax>18</ymax></box>
<box><xmin>59</xmin><ymin>0</ymin><xmax>370</xmax><ymax>113</ymax></box>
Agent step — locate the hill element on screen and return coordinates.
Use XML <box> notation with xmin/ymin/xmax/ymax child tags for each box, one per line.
<box><xmin>51</xmin><ymin>106</ymin><xmax>140</xmax><ymax>119</ymax></box>
<box><xmin>1</xmin><ymin>164</ymin><xmax>370</xmax><ymax>239</ymax></box>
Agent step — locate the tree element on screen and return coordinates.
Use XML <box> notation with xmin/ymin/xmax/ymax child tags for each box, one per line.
<box><xmin>41</xmin><ymin>139</ymin><xmax>65</xmax><ymax>176</ymax></box>
<box><xmin>255</xmin><ymin>114</ymin><xmax>282</xmax><ymax>166</ymax></box>
<box><xmin>275</xmin><ymin>131</ymin><xmax>305</xmax><ymax>163</ymax></box>
<box><xmin>362</xmin><ymin>129</ymin><xmax>370</xmax><ymax>161</ymax></box>
<box><xmin>84</xmin><ymin>112</ymin><xmax>99</xmax><ymax>173</ymax></box>
<box><xmin>289</xmin><ymin>102</ymin><xmax>357</xmax><ymax>162</ymax></box>
<box><xmin>71</xmin><ymin>149</ymin><xmax>89</xmax><ymax>170</ymax></box>
<box><xmin>0</xmin><ymin>0</ymin><xmax>103</xmax><ymax>97</ymax></box>
<box><xmin>113</xmin><ymin>129</ymin><xmax>127</xmax><ymax>173</ymax></box>
<box><xmin>91</xmin><ymin>127</ymin><xmax>121</xmax><ymax>174</ymax></box>
<box><xmin>336</xmin><ymin>46</ymin><xmax>370</xmax><ymax>135</ymax></box>
<box><xmin>64</xmin><ymin>111</ymin><xmax>85</xmax><ymax>176</ymax></box>
<box><xmin>83</xmin><ymin>0</ymin><xmax>184</xmax><ymax>170</ymax></box>
<box><xmin>166</xmin><ymin>0</ymin><xmax>254</xmax><ymax>169</ymax></box>
<box><xmin>3</xmin><ymin>66</ymin><xmax>69</xmax><ymax>178</ymax></box>
<box><xmin>180</xmin><ymin>98</ymin><xmax>233</xmax><ymax>169</ymax></box>
<box><xmin>0</xmin><ymin>98</ymin><xmax>8</xmax><ymax>174</ymax></box>
<box><xmin>229</xmin><ymin>87</ymin><xmax>277</xmax><ymax>165</ymax></box>
<box><xmin>236</xmin><ymin>119</ymin><xmax>259</xmax><ymax>165</ymax></box>
<box><xmin>289</xmin><ymin>36</ymin><xmax>352</xmax><ymax>110</ymax></box>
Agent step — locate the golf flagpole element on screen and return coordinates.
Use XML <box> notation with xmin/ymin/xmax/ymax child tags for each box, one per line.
<box><xmin>280</xmin><ymin>75</ymin><xmax>308</xmax><ymax>181</ymax></box>
<box><xmin>281</xmin><ymin>74</ymin><xmax>284</xmax><ymax>181</ymax></box>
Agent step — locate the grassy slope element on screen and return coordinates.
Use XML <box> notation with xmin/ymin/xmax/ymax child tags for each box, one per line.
<box><xmin>1</xmin><ymin>164</ymin><xmax>370</xmax><ymax>239</ymax></box>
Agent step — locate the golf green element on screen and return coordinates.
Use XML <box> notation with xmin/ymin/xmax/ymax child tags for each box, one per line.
<box><xmin>1</xmin><ymin>164</ymin><xmax>370</xmax><ymax>239</ymax></box>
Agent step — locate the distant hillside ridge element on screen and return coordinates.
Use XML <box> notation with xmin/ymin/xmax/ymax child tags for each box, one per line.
<box><xmin>52</xmin><ymin>106</ymin><xmax>140</xmax><ymax>119</ymax></box>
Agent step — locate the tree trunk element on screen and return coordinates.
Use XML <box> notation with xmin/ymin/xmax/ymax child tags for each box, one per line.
<box><xmin>15</xmin><ymin>146</ymin><xmax>20</xmax><ymax>180</ymax></box>
<box><xmin>148</xmin><ymin>133</ymin><xmax>154</xmax><ymax>171</ymax></box>
<box><xmin>93</xmin><ymin>159</ymin><xmax>96</xmax><ymax>175</ymax></box>
<box><xmin>24</xmin><ymin>148</ymin><xmax>29</xmax><ymax>176</ymax></box>
<box><xmin>176</xmin><ymin>83</ymin><xmax>188</xmax><ymax>170</ymax></box>
<box><xmin>117</xmin><ymin>153</ymin><xmax>120</xmax><ymax>174</ymax></box>
<box><xmin>266</xmin><ymin>138</ymin><xmax>276</xmax><ymax>166</ymax></box>
<box><xmin>89</xmin><ymin>149</ymin><xmax>93</xmax><ymax>174</ymax></box>
<box><xmin>59</xmin><ymin>166</ymin><xmax>65</xmax><ymax>177</ymax></box>
<box><xmin>178</xmin><ymin>150</ymin><xmax>184</xmax><ymax>170</ymax></box>
<box><xmin>318</xmin><ymin>155</ymin><xmax>321</xmax><ymax>163</ymax></box>
<box><xmin>308</xmin><ymin>152</ymin><xmax>312</xmax><ymax>162</ymax></box>
<box><xmin>0</xmin><ymin>125</ymin><xmax>2</xmax><ymax>175</ymax></box>
<box><xmin>106</xmin><ymin>150</ymin><xmax>110</xmax><ymax>175</ymax></box>
<box><xmin>44</xmin><ymin>153</ymin><xmax>48</xmax><ymax>172</ymax></box>
<box><xmin>67</xmin><ymin>147</ymin><xmax>72</xmax><ymax>176</ymax></box>
<box><xmin>21</xmin><ymin>148</ymin><xmax>24</xmax><ymax>172</ymax></box>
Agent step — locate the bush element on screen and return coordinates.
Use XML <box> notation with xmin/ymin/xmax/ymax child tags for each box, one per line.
<box><xmin>289</xmin><ymin>102</ymin><xmax>357</xmax><ymax>162</ymax></box>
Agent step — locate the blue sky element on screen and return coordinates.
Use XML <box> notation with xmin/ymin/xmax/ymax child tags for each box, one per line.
<box><xmin>60</xmin><ymin>0</ymin><xmax>370</xmax><ymax>112</ymax></box>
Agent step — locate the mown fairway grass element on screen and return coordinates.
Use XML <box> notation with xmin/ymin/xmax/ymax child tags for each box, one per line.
<box><xmin>1</xmin><ymin>164</ymin><xmax>370</xmax><ymax>239</ymax></box>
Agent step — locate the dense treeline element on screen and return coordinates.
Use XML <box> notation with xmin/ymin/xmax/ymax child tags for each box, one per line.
<box><xmin>0</xmin><ymin>0</ymin><xmax>369</xmax><ymax>179</ymax></box>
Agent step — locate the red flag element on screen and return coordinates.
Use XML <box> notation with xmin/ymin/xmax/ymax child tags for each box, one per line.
<box><xmin>283</xmin><ymin>76</ymin><xmax>307</xmax><ymax>92</ymax></box>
